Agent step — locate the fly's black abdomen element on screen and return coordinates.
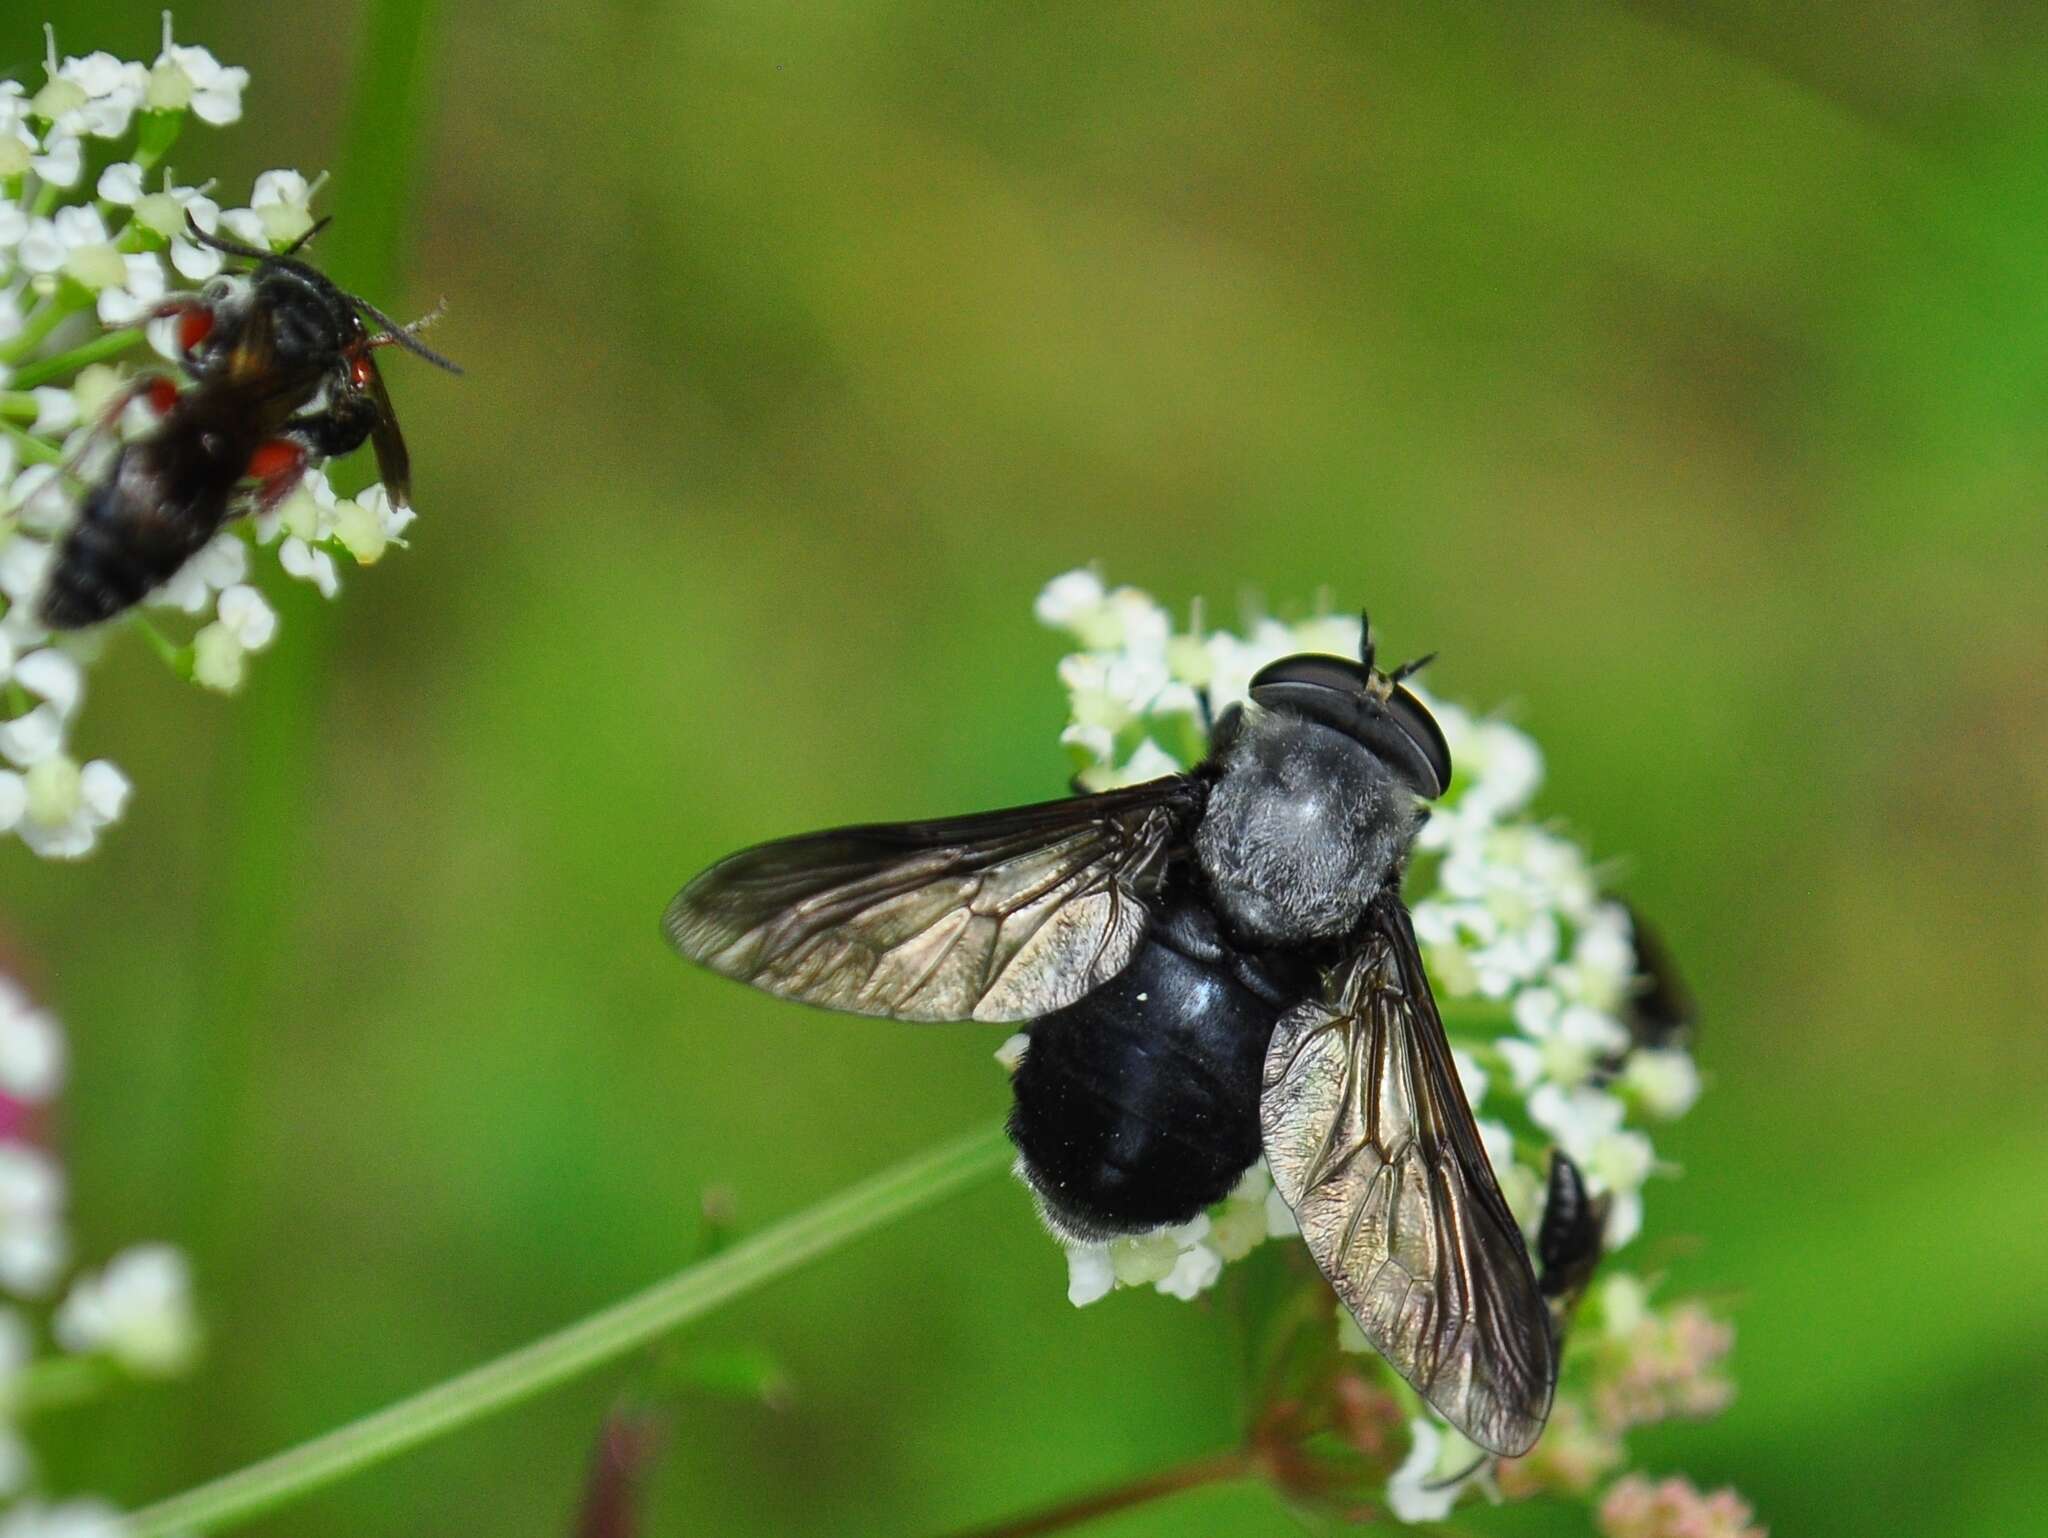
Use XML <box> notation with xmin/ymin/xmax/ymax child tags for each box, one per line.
<box><xmin>39</xmin><ymin>430</ymin><xmax>243</xmax><ymax>630</ymax></box>
<box><xmin>1008</xmin><ymin>900</ymin><xmax>1307</xmax><ymax>1240</ymax></box>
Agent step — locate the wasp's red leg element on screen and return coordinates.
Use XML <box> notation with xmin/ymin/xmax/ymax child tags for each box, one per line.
<box><xmin>143</xmin><ymin>295</ymin><xmax>221</xmax><ymax>369</ymax></box>
<box><xmin>53</xmin><ymin>372</ymin><xmax>180</xmax><ymax>483</ymax></box>
<box><xmin>246</xmin><ymin>438</ymin><xmax>310</xmax><ymax>511</ymax></box>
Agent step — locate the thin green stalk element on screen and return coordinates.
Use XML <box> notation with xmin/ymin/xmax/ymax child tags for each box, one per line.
<box><xmin>9</xmin><ymin>325</ymin><xmax>147</xmax><ymax>390</ymax></box>
<box><xmin>0</xmin><ymin>296</ymin><xmax>80</xmax><ymax>366</ymax></box>
<box><xmin>130</xmin><ymin>613</ymin><xmax>188</xmax><ymax>674</ymax></box>
<box><xmin>172</xmin><ymin>0</ymin><xmax>444</xmax><ymax>1288</ymax></box>
<box><xmin>129</xmin><ymin>1120</ymin><xmax>1015</xmax><ymax>1538</ymax></box>
<box><xmin>1</xmin><ymin>420</ymin><xmax>62</xmax><ymax>466</ymax></box>
<box><xmin>11</xmin><ymin>1355</ymin><xmax>119</xmax><ymax>1415</ymax></box>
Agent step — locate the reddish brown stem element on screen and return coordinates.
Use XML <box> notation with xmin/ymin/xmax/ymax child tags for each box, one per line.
<box><xmin>933</xmin><ymin>1450</ymin><xmax>1256</xmax><ymax>1538</ymax></box>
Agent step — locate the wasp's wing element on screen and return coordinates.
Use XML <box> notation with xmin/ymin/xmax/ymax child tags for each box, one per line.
<box><xmin>664</xmin><ymin>776</ymin><xmax>1203</xmax><ymax>1023</ymax></box>
<box><xmin>357</xmin><ymin>356</ymin><xmax>414</xmax><ymax>506</ymax></box>
<box><xmin>1261</xmin><ymin>893</ymin><xmax>1554</xmax><ymax>1457</ymax></box>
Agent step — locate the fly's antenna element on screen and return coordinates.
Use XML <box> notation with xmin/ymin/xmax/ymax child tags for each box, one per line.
<box><xmin>1358</xmin><ymin>608</ymin><xmax>1375</xmax><ymax>671</ymax></box>
<box><xmin>353</xmin><ymin>294</ymin><xmax>464</xmax><ymax>375</ymax></box>
<box><xmin>1391</xmin><ymin>652</ymin><xmax>1436</xmax><ymax>683</ymax></box>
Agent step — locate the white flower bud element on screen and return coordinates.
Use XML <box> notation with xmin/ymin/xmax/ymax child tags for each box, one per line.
<box><xmin>95</xmin><ymin>160</ymin><xmax>144</xmax><ymax>204</ymax></box>
<box><xmin>30</xmin><ymin>79</ymin><xmax>87</xmax><ymax>121</ymax></box>
<box><xmin>1154</xmin><ymin>1243</ymin><xmax>1221</xmax><ymax>1300</ymax></box>
<box><xmin>1387</xmin><ymin>1419</ymin><xmax>1488</xmax><ymax>1524</ymax></box>
<box><xmin>216</xmin><ymin>585</ymin><xmax>277</xmax><ymax>651</ymax></box>
<box><xmin>78</xmin><ymin>759</ymin><xmax>130</xmax><ymax>823</ymax></box>
<box><xmin>279</xmin><ymin>537</ymin><xmax>340</xmax><ymax>598</ymax></box>
<box><xmin>1622</xmin><ymin>1047</ymin><xmax>1702</xmax><ymax>1120</ymax></box>
<box><xmin>1064</xmin><ymin>1245</ymin><xmax>1113</xmax><ymax>1307</ymax></box>
<box><xmin>54</xmin><ymin>1244</ymin><xmax>201</xmax><ymax>1376</ymax></box>
<box><xmin>1108</xmin><ymin>1231</ymin><xmax>1179</xmax><ymax>1287</ymax></box>
<box><xmin>331</xmin><ymin>496</ymin><xmax>388</xmax><ymax>563</ymax></box>
<box><xmin>0</xmin><ymin>704</ymin><xmax>63</xmax><ymax>769</ymax></box>
<box><xmin>0</xmin><ymin>992</ymin><xmax>64</xmax><ymax>1104</ymax></box>
<box><xmin>23</xmin><ymin>754</ymin><xmax>82</xmax><ymax>826</ymax></box>
<box><xmin>133</xmin><ymin>190</ymin><xmax>186</xmax><ymax>240</ymax></box>
<box><xmin>249</xmin><ymin>169</ymin><xmax>317</xmax><ymax>247</ymax></box>
<box><xmin>190</xmin><ymin>622</ymin><xmax>246</xmax><ymax>692</ymax></box>
<box><xmin>0</xmin><ymin>1145</ymin><xmax>66</xmax><ymax>1295</ymax></box>
<box><xmin>14</xmin><ymin>649</ymin><xmax>83</xmax><ymax>717</ymax></box>
<box><xmin>145</xmin><ymin>57</ymin><xmax>193</xmax><ymax>113</ymax></box>
<box><xmin>1032</xmin><ymin>569</ymin><xmax>1105</xmax><ymax>632</ymax></box>
<box><xmin>69</xmin><ymin>364</ymin><xmax>127</xmax><ymax>425</ymax></box>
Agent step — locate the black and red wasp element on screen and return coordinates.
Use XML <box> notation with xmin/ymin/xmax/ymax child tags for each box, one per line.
<box><xmin>35</xmin><ymin>217</ymin><xmax>460</xmax><ymax>630</ymax></box>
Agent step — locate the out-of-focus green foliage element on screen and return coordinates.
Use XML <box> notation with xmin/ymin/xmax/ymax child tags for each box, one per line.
<box><xmin>7</xmin><ymin>2</ymin><xmax>2046</xmax><ymax>1534</ymax></box>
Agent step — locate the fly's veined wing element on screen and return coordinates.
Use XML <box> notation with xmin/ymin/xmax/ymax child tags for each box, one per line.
<box><xmin>1261</xmin><ymin>893</ymin><xmax>1554</xmax><ymax>1457</ymax></box>
<box><xmin>664</xmin><ymin>776</ymin><xmax>1203</xmax><ymax>1023</ymax></box>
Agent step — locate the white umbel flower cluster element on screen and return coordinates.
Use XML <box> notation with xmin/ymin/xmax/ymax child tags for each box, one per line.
<box><xmin>1024</xmin><ymin>570</ymin><xmax>1704</xmax><ymax>1400</ymax></box>
<box><xmin>1</xmin><ymin>18</ymin><xmax>416</xmax><ymax>861</ymax></box>
<box><xmin>0</xmin><ymin>968</ymin><xmax>200</xmax><ymax>1525</ymax></box>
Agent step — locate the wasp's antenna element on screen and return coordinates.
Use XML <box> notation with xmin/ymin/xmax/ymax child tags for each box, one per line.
<box><xmin>282</xmin><ymin>214</ymin><xmax>332</xmax><ymax>256</ymax></box>
<box><xmin>183</xmin><ymin>212</ymin><xmax>281</xmax><ymax>266</ymax></box>
<box><xmin>183</xmin><ymin>212</ymin><xmax>336</xmax><ymax>279</ymax></box>
<box><xmin>1358</xmin><ymin>608</ymin><xmax>1376</xmax><ymax>672</ymax></box>
<box><xmin>353</xmin><ymin>294</ymin><xmax>464</xmax><ymax>375</ymax></box>
<box><xmin>1391</xmin><ymin>652</ymin><xmax>1436</xmax><ymax>683</ymax></box>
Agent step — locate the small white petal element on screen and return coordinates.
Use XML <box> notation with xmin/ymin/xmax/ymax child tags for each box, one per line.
<box><xmin>1033</xmin><ymin>569</ymin><xmax>1106</xmax><ymax>631</ymax></box>
<box><xmin>28</xmin><ymin>388</ymin><xmax>77</xmax><ymax>436</ymax></box>
<box><xmin>187</xmin><ymin>533</ymin><xmax>250</xmax><ymax>590</ymax></box>
<box><xmin>12</xmin><ymin>650</ymin><xmax>83</xmax><ymax>718</ymax></box>
<box><xmin>1386</xmin><ymin>1421</ymin><xmax>1456</xmax><ymax>1523</ymax></box>
<box><xmin>1153</xmin><ymin>1243</ymin><xmax>1222</xmax><ymax>1300</ymax></box>
<box><xmin>0</xmin><ymin>1001</ymin><xmax>64</xmax><ymax>1103</ymax></box>
<box><xmin>95</xmin><ymin>160</ymin><xmax>143</xmax><ymax>204</ymax></box>
<box><xmin>1064</xmin><ymin>1245</ymin><xmax>1113</xmax><ymax>1307</ymax></box>
<box><xmin>0</xmin><ymin>705</ymin><xmax>65</xmax><ymax>768</ymax></box>
<box><xmin>216</xmin><ymin>584</ymin><xmax>277</xmax><ymax>650</ymax></box>
<box><xmin>77</xmin><ymin>760</ymin><xmax>130</xmax><ymax>822</ymax></box>
<box><xmin>1262</xmin><ymin>1186</ymin><xmax>1299</xmax><ymax>1238</ymax></box>
<box><xmin>1622</xmin><ymin>1047</ymin><xmax>1702</xmax><ymax>1120</ymax></box>
<box><xmin>53</xmin><ymin>1244</ymin><xmax>201</xmax><ymax>1375</ymax></box>
<box><xmin>190</xmin><ymin>623</ymin><xmax>246</xmax><ymax>692</ymax></box>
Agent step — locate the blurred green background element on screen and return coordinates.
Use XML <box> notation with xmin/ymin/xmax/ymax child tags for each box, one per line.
<box><xmin>6</xmin><ymin>2</ymin><xmax>2047</xmax><ymax>1533</ymax></box>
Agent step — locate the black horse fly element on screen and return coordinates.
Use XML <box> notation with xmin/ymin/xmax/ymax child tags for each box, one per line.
<box><xmin>35</xmin><ymin>218</ymin><xmax>459</xmax><ymax>630</ymax></box>
<box><xmin>665</xmin><ymin>618</ymin><xmax>1560</xmax><ymax>1456</ymax></box>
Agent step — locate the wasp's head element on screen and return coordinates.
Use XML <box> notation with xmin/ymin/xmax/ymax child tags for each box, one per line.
<box><xmin>1246</xmin><ymin>615</ymin><xmax>1451</xmax><ymax>798</ymax></box>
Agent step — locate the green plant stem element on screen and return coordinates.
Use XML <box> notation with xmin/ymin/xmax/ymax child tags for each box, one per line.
<box><xmin>1</xmin><ymin>420</ymin><xmax>62</xmax><ymax>466</ymax></box>
<box><xmin>171</xmin><ymin>0</ymin><xmax>444</xmax><ymax>1321</ymax></box>
<box><xmin>9</xmin><ymin>326</ymin><xmax>147</xmax><ymax>390</ymax></box>
<box><xmin>932</xmin><ymin>1450</ymin><xmax>1255</xmax><ymax>1538</ymax></box>
<box><xmin>0</xmin><ymin>296</ymin><xmax>81</xmax><ymax>367</ymax></box>
<box><xmin>126</xmin><ymin>1120</ymin><xmax>1015</xmax><ymax>1538</ymax></box>
<box><xmin>130</xmin><ymin>613</ymin><xmax>188</xmax><ymax>674</ymax></box>
<box><xmin>11</xmin><ymin>1354</ymin><xmax>119</xmax><ymax>1414</ymax></box>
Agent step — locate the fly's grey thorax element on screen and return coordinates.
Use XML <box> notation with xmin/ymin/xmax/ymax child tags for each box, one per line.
<box><xmin>1193</xmin><ymin>707</ymin><xmax>1420</xmax><ymax>950</ymax></box>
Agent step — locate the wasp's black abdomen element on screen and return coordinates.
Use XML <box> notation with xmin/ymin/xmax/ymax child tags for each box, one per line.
<box><xmin>38</xmin><ymin>412</ymin><xmax>248</xmax><ymax>630</ymax></box>
<box><xmin>1008</xmin><ymin>900</ymin><xmax>1308</xmax><ymax>1240</ymax></box>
